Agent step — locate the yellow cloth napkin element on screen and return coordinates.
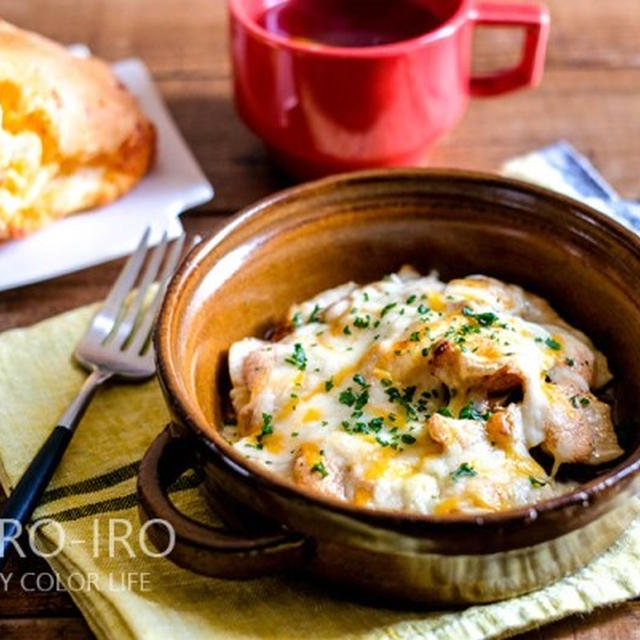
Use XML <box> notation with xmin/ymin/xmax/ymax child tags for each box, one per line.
<box><xmin>0</xmin><ymin>289</ymin><xmax>639</xmax><ymax>640</ymax></box>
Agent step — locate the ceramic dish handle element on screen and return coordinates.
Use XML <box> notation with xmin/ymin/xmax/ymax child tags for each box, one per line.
<box><xmin>137</xmin><ymin>423</ymin><xmax>310</xmax><ymax>578</ymax></box>
<box><xmin>469</xmin><ymin>2</ymin><xmax>550</xmax><ymax>96</ymax></box>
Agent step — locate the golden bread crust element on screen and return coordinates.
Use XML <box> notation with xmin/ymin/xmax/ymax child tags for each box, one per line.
<box><xmin>0</xmin><ymin>20</ymin><xmax>155</xmax><ymax>240</ymax></box>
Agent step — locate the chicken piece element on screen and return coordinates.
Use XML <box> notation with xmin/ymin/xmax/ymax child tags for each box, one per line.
<box><xmin>374</xmin><ymin>333</ymin><xmax>522</xmax><ymax>397</ymax></box>
<box><xmin>229</xmin><ymin>338</ymin><xmax>267</xmax><ymax>406</ymax></box>
<box><xmin>544</xmin><ymin>324</ymin><xmax>612</xmax><ymax>390</ymax></box>
<box><xmin>426</xmin><ymin>413</ymin><xmax>486</xmax><ymax>450</ymax></box>
<box><xmin>546</xmin><ymin>359</ymin><xmax>591</xmax><ymax>395</ymax></box>
<box><xmin>541</xmin><ymin>386</ymin><xmax>622</xmax><ymax>465</ymax></box>
<box><xmin>292</xmin><ymin>442</ymin><xmax>347</xmax><ymax>501</ymax></box>
<box><xmin>228</xmin><ymin>338</ymin><xmax>280</xmax><ymax>435</ymax></box>
<box><xmin>429</xmin><ymin>339</ymin><xmax>523</xmax><ymax>394</ymax></box>
<box><xmin>292</xmin><ymin>432</ymin><xmax>391</xmax><ymax>504</ymax></box>
<box><xmin>446</xmin><ymin>276</ymin><xmax>592</xmax><ymax>333</ymax></box>
<box><xmin>445</xmin><ymin>276</ymin><xmax>547</xmax><ymax>317</ymax></box>
<box><xmin>396</xmin><ymin>265</ymin><xmax>422</xmax><ymax>280</ymax></box>
<box><xmin>535</xmin><ymin>325</ymin><xmax>618</xmax><ymax>465</ymax></box>
<box><xmin>519</xmin><ymin>290</ymin><xmax>563</xmax><ymax>324</ymax></box>
<box><xmin>485</xmin><ymin>408</ymin><xmax>518</xmax><ymax>450</ymax></box>
<box><xmin>290</xmin><ymin>282</ymin><xmax>358</xmax><ymax>325</ymax></box>
<box><xmin>445</xmin><ymin>276</ymin><xmax>612</xmax><ymax>388</ymax></box>
<box><xmin>578</xmin><ymin>396</ymin><xmax>624</xmax><ymax>464</ymax></box>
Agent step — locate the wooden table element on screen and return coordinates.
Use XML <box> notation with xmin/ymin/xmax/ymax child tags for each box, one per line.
<box><xmin>0</xmin><ymin>1</ymin><xmax>638</xmax><ymax>637</ymax></box>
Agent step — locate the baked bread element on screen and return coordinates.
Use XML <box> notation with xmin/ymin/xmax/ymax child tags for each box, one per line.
<box><xmin>0</xmin><ymin>20</ymin><xmax>155</xmax><ymax>240</ymax></box>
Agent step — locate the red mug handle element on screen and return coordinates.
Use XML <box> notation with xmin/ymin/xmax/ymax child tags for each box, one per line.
<box><xmin>469</xmin><ymin>2</ymin><xmax>550</xmax><ymax>97</ymax></box>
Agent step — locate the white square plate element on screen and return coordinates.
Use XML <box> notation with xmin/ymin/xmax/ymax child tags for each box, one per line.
<box><xmin>0</xmin><ymin>56</ymin><xmax>214</xmax><ymax>292</ymax></box>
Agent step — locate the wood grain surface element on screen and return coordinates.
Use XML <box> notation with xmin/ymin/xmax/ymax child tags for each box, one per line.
<box><xmin>0</xmin><ymin>0</ymin><xmax>638</xmax><ymax>638</ymax></box>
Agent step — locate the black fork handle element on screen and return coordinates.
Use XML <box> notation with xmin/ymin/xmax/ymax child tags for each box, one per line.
<box><xmin>0</xmin><ymin>426</ymin><xmax>73</xmax><ymax>565</ymax></box>
<box><xmin>0</xmin><ymin>369</ymin><xmax>110</xmax><ymax>570</ymax></box>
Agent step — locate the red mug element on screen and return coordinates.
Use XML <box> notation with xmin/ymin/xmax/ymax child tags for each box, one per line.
<box><xmin>229</xmin><ymin>0</ymin><xmax>549</xmax><ymax>178</ymax></box>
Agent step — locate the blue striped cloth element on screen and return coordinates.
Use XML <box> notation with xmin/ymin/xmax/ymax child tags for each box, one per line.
<box><xmin>502</xmin><ymin>141</ymin><xmax>640</xmax><ymax>232</ymax></box>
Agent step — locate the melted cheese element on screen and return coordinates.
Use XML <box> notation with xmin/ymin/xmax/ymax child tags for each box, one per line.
<box><xmin>224</xmin><ymin>267</ymin><xmax>621</xmax><ymax>515</ymax></box>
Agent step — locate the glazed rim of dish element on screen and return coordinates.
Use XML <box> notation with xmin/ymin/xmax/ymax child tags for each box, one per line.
<box><xmin>156</xmin><ymin>168</ymin><xmax>640</xmax><ymax>531</ymax></box>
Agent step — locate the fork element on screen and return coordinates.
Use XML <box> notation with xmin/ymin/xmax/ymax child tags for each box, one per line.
<box><xmin>0</xmin><ymin>228</ymin><xmax>185</xmax><ymax>568</ymax></box>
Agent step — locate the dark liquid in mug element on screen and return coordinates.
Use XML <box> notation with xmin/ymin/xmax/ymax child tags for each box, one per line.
<box><xmin>259</xmin><ymin>0</ymin><xmax>444</xmax><ymax>48</ymax></box>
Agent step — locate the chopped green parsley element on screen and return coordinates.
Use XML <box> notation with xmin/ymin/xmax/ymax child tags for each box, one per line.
<box><xmin>462</xmin><ymin>306</ymin><xmax>499</xmax><ymax>327</ymax></box>
<box><xmin>384</xmin><ymin>385</ymin><xmax>418</xmax><ymax>419</ymax></box>
<box><xmin>255</xmin><ymin>413</ymin><xmax>274</xmax><ymax>448</ymax></box>
<box><xmin>451</xmin><ymin>462</ymin><xmax>477</xmax><ymax>482</ymax></box>
<box><xmin>353</xmin><ymin>373</ymin><xmax>368</xmax><ymax>387</ymax></box>
<box><xmin>284</xmin><ymin>343</ymin><xmax>307</xmax><ymax>370</ymax></box>
<box><xmin>458</xmin><ymin>402</ymin><xmax>491</xmax><ymax>421</ymax></box>
<box><xmin>570</xmin><ymin>395</ymin><xmax>590</xmax><ymax>408</ymax></box>
<box><xmin>311</xmin><ymin>461</ymin><xmax>328</xmax><ymax>478</ymax></box>
<box><xmin>380</xmin><ymin>302</ymin><xmax>397</xmax><ymax>318</ymax></box>
<box><xmin>308</xmin><ymin>304</ymin><xmax>322</xmax><ymax>323</ymax></box>
<box><xmin>260</xmin><ymin>413</ymin><xmax>273</xmax><ymax>435</ymax></box>
<box><xmin>339</xmin><ymin>388</ymin><xmax>356</xmax><ymax>406</ymax></box>
<box><xmin>342</xmin><ymin>416</ymin><xmax>415</xmax><ymax>450</ymax></box>
<box><xmin>545</xmin><ymin>337</ymin><xmax>562</xmax><ymax>351</ymax></box>
<box><xmin>339</xmin><ymin>386</ymin><xmax>369</xmax><ymax>413</ymax></box>
<box><xmin>353</xmin><ymin>315</ymin><xmax>371</xmax><ymax>329</ymax></box>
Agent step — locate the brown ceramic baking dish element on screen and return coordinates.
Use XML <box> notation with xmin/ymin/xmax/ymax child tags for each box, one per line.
<box><xmin>138</xmin><ymin>169</ymin><xmax>640</xmax><ymax>604</ymax></box>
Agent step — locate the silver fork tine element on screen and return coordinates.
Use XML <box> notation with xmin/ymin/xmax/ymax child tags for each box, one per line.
<box><xmin>109</xmin><ymin>231</ymin><xmax>169</xmax><ymax>349</ymax></box>
<box><xmin>128</xmin><ymin>233</ymin><xmax>186</xmax><ymax>356</ymax></box>
<box><xmin>83</xmin><ymin>228</ymin><xmax>151</xmax><ymax>344</ymax></box>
